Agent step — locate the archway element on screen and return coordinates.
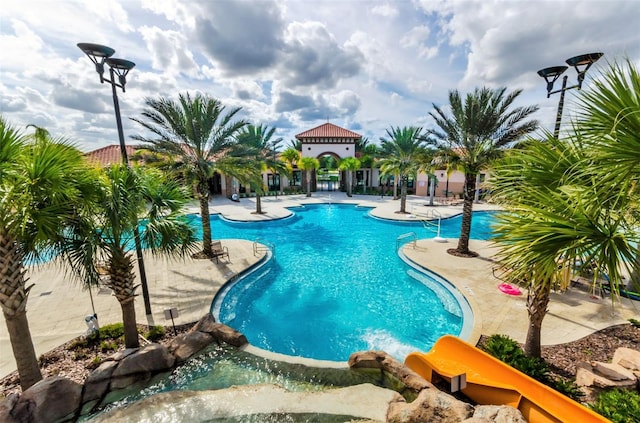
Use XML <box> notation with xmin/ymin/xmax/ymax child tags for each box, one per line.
<box><xmin>316</xmin><ymin>151</ymin><xmax>342</xmax><ymax>192</ymax></box>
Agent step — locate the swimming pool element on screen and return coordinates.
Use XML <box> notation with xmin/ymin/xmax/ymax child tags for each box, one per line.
<box><xmin>203</xmin><ymin>204</ymin><xmax>495</xmax><ymax>362</ymax></box>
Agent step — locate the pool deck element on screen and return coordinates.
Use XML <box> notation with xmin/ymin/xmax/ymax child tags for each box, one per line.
<box><xmin>1</xmin><ymin>192</ymin><xmax>638</xmax><ymax>377</ymax></box>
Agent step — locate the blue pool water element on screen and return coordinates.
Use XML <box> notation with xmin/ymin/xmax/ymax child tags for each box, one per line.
<box><xmin>199</xmin><ymin>204</ymin><xmax>495</xmax><ymax>362</ymax></box>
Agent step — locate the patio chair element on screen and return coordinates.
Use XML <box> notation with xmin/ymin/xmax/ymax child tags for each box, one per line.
<box><xmin>211</xmin><ymin>240</ymin><xmax>230</xmax><ymax>263</ymax></box>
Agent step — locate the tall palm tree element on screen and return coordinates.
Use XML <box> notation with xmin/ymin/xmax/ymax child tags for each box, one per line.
<box><xmin>280</xmin><ymin>148</ymin><xmax>301</xmax><ymax>189</ymax></box>
<box><xmin>234</xmin><ymin>124</ymin><xmax>286</xmax><ymax>214</ymax></box>
<box><xmin>576</xmin><ymin>58</ymin><xmax>640</xmax><ymax>287</ymax></box>
<box><xmin>0</xmin><ymin>118</ymin><xmax>96</xmax><ymax>390</ymax></box>
<box><xmin>428</xmin><ymin>87</ymin><xmax>539</xmax><ymax>256</ymax></box>
<box><xmin>490</xmin><ymin>133</ymin><xmax>637</xmax><ymax>357</ymax></box>
<box><xmin>338</xmin><ymin>157</ymin><xmax>361</xmax><ymax>197</ymax></box>
<box><xmin>131</xmin><ymin>92</ymin><xmax>249</xmax><ymax>258</ymax></box>
<box><xmin>379</xmin><ymin>126</ymin><xmax>429</xmax><ymax>213</ymax></box>
<box><xmin>66</xmin><ymin>165</ymin><xmax>198</xmax><ymax>348</ymax></box>
<box><xmin>298</xmin><ymin>157</ymin><xmax>320</xmax><ymax>197</ymax></box>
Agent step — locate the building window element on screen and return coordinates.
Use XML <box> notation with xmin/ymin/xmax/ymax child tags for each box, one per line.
<box><xmin>291</xmin><ymin>170</ymin><xmax>302</xmax><ymax>186</ymax></box>
<box><xmin>268</xmin><ymin>173</ymin><xmax>281</xmax><ymax>191</ymax></box>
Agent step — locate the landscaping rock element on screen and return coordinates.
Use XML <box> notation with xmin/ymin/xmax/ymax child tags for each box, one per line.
<box><xmin>82</xmin><ymin>360</ymin><xmax>119</xmax><ymax>403</ymax></box>
<box><xmin>612</xmin><ymin>347</ymin><xmax>640</xmax><ymax>371</ymax></box>
<box><xmin>207</xmin><ymin>323</ymin><xmax>248</xmax><ymax>348</ymax></box>
<box><xmin>0</xmin><ymin>393</ymin><xmax>19</xmax><ymax>423</ymax></box>
<box><xmin>12</xmin><ymin>376</ymin><xmax>82</xmax><ymax>423</ymax></box>
<box><xmin>348</xmin><ymin>350</ymin><xmax>432</xmax><ymax>393</ymax></box>
<box><xmin>576</xmin><ymin>362</ymin><xmax>637</xmax><ymax>389</ymax></box>
<box><xmin>387</xmin><ymin>387</ymin><xmax>474</xmax><ymax>423</ymax></box>
<box><xmin>594</xmin><ymin>361</ymin><xmax>636</xmax><ymax>381</ymax></box>
<box><xmin>472</xmin><ymin>404</ymin><xmax>527</xmax><ymax>422</ymax></box>
<box><xmin>169</xmin><ymin>330</ymin><xmax>215</xmax><ymax>363</ymax></box>
<box><xmin>110</xmin><ymin>344</ymin><xmax>174</xmax><ymax>390</ymax></box>
<box><xmin>189</xmin><ymin>313</ymin><xmax>217</xmax><ymax>333</ymax></box>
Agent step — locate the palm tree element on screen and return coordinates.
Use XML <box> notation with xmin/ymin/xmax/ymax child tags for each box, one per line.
<box><xmin>280</xmin><ymin>148</ymin><xmax>301</xmax><ymax>190</ymax></box>
<box><xmin>428</xmin><ymin>87</ymin><xmax>539</xmax><ymax>256</ymax></box>
<box><xmin>234</xmin><ymin>124</ymin><xmax>286</xmax><ymax>214</ymax></box>
<box><xmin>576</xmin><ymin>58</ymin><xmax>640</xmax><ymax>287</ymax></box>
<box><xmin>0</xmin><ymin>118</ymin><xmax>96</xmax><ymax>390</ymax></box>
<box><xmin>66</xmin><ymin>165</ymin><xmax>198</xmax><ymax>348</ymax></box>
<box><xmin>131</xmin><ymin>92</ymin><xmax>249</xmax><ymax>258</ymax></box>
<box><xmin>298</xmin><ymin>157</ymin><xmax>320</xmax><ymax>197</ymax></box>
<box><xmin>338</xmin><ymin>157</ymin><xmax>361</xmax><ymax>197</ymax></box>
<box><xmin>490</xmin><ymin>133</ymin><xmax>637</xmax><ymax>357</ymax></box>
<box><xmin>379</xmin><ymin>126</ymin><xmax>429</xmax><ymax>213</ymax></box>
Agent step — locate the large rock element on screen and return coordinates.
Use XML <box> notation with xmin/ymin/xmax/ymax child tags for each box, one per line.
<box><xmin>0</xmin><ymin>393</ymin><xmax>19</xmax><ymax>423</ymax></box>
<box><xmin>576</xmin><ymin>362</ymin><xmax>637</xmax><ymax>389</ymax></box>
<box><xmin>82</xmin><ymin>360</ymin><xmax>119</xmax><ymax>403</ymax></box>
<box><xmin>471</xmin><ymin>404</ymin><xmax>527</xmax><ymax>423</ymax></box>
<box><xmin>349</xmin><ymin>350</ymin><xmax>432</xmax><ymax>393</ymax></box>
<box><xmin>387</xmin><ymin>387</ymin><xmax>474</xmax><ymax>423</ymax></box>
<box><xmin>111</xmin><ymin>343</ymin><xmax>175</xmax><ymax>389</ymax></box>
<box><xmin>189</xmin><ymin>314</ymin><xmax>248</xmax><ymax>347</ymax></box>
<box><xmin>12</xmin><ymin>376</ymin><xmax>82</xmax><ymax>423</ymax></box>
<box><xmin>169</xmin><ymin>331</ymin><xmax>215</xmax><ymax>363</ymax></box>
<box><xmin>594</xmin><ymin>361</ymin><xmax>636</xmax><ymax>381</ymax></box>
<box><xmin>612</xmin><ymin>347</ymin><xmax>640</xmax><ymax>371</ymax></box>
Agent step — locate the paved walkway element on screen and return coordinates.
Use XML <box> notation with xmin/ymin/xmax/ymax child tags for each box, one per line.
<box><xmin>1</xmin><ymin>193</ymin><xmax>638</xmax><ymax>377</ymax></box>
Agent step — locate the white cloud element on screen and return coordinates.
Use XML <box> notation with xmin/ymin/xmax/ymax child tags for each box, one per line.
<box><xmin>0</xmin><ymin>0</ymin><xmax>638</xmax><ymax>150</ymax></box>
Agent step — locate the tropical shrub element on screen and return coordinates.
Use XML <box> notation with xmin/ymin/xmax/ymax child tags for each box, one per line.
<box><xmin>590</xmin><ymin>388</ymin><xmax>640</xmax><ymax>423</ymax></box>
<box><xmin>145</xmin><ymin>325</ymin><xmax>166</xmax><ymax>341</ymax></box>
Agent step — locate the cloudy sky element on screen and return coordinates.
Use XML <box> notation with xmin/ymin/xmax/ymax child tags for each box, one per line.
<box><xmin>1</xmin><ymin>0</ymin><xmax>639</xmax><ymax>152</ymax></box>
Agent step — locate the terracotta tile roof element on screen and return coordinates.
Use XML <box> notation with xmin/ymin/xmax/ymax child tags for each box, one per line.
<box><xmin>295</xmin><ymin>123</ymin><xmax>361</xmax><ymax>140</ymax></box>
<box><xmin>84</xmin><ymin>145</ymin><xmax>140</xmax><ymax>167</ymax></box>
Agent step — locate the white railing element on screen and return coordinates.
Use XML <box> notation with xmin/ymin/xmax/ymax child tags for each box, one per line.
<box><xmin>396</xmin><ymin>232</ymin><xmax>417</xmax><ymax>251</ymax></box>
<box><xmin>253</xmin><ymin>238</ymin><xmax>275</xmax><ymax>257</ymax></box>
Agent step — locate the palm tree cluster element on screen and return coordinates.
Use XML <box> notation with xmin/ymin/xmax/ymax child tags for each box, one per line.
<box><xmin>489</xmin><ymin>59</ymin><xmax>640</xmax><ymax>357</ymax></box>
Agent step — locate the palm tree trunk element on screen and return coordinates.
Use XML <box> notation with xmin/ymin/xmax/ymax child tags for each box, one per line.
<box><xmin>393</xmin><ymin>174</ymin><xmax>398</xmax><ymax>200</ymax></box>
<box><xmin>197</xmin><ymin>181</ymin><xmax>212</xmax><ymax>256</ymax></box>
<box><xmin>400</xmin><ymin>178</ymin><xmax>408</xmax><ymax>213</ymax></box>
<box><xmin>108</xmin><ymin>252</ymin><xmax>139</xmax><ymax>348</ymax></box>
<box><xmin>256</xmin><ymin>194</ymin><xmax>262</xmax><ymax>214</ymax></box>
<box><xmin>119</xmin><ymin>298</ymin><xmax>139</xmax><ymax>348</ymax></box>
<box><xmin>347</xmin><ymin>171</ymin><xmax>353</xmax><ymax>197</ymax></box>
<box><xmin>306</xmin><ymin>170</ymin><xmax>312</xmax><ymax>197</ymax></box>
<box><xmin>524</xmin><ymin>283</ymin><xmax>551</xmax><ymax>358</ymax></box>
<box><xmin>455</xmin><ymin>172</ymin><xmax>476</xmax><ymax>255</ymax></box>
<box><xmin>4</xmin><ymin>310</ymin><xmax>42</xmax><ymax>390</ymax></box>
<box><xmin>0</xmin><ymin>233</ymin><xmax>42</xmax><ymax>390</ymax></box>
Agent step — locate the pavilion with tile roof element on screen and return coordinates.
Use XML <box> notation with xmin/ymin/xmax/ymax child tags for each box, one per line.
<box><xmin>84</xmin><ymin>145</ymin><xmax>140</xmax><ymax>167</ymax></box>
<box><xmin>295</xmin><ymin>122</ymin><xmax>361</xmax><ymax>161</ymax></box>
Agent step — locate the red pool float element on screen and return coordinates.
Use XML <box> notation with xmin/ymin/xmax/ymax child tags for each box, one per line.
<box><xmin>498</xmin><ymin>283</ymin><xmax>522</xmax><ymax>296</ymax></box>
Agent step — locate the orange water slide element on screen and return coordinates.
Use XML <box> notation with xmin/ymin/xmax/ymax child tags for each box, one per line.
<box><xmin>405</xmin><ymin>335</ymin><xmax>608</xmax><ymax>423</ymax></box>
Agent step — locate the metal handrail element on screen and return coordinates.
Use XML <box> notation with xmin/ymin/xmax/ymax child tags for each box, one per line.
<box><xmin>396</xmin><ymin>232</ymin><xmax>417</xmax><ymax>251</ymax></box>
<box><xmin>253</xmin><ymin>238</ymin><xmax>275</xmax><ymax>257</ymax></box>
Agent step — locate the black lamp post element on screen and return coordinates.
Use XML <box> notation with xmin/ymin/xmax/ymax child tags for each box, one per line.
<box><xmin>537</xmin><ymin>52</ymin><xmax>603</xmax><ymax>139</ymax></box>
<box><xmin>77</xmin><ymin>42</ymin><xmax>153</xmax><ymax>316</ymax></box>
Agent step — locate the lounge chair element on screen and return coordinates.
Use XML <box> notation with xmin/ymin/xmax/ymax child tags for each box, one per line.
<box><xmin>211</xmin><ymin>240</ymin><xmax>230</xmax><ymax>263</ymax></box>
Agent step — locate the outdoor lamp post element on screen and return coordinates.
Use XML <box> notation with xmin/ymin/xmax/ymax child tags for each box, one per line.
<box><xmin>537</xmin><ymin>52</ymin><xmax>603</xmax><ymax>139</ymax></box>
<box><xmin>77</xmin><ymin>42</ymin><xmax>153</xmax><ymax>316</ymax></box>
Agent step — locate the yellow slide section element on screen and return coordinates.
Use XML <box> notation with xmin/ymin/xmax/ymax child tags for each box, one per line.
<box><xmin>405</xmin><ymin>335</ymin><xmax>608</xmax><ymax>423</ymax></box>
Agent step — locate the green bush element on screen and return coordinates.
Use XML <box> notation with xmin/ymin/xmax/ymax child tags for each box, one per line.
<box><xmin>484</xmin><ymin>334</ymin><xmax>523</xmax><ymax>363</ymax></box>
<box><xmin>87</xmin><ymin>322</ymin><xmax>125</xmax><ymax>343</ymax></box>
<box><xmin>145</xmin><ymin>325</ymin><xmax>166</xmax><ymax>341</ymax></box>
<box><xmin>99</xmin><ymin>340</ymin><xmax>118</xmax><ymax>352</ymax></box>
<box><xmin>591</xmin><ymin>389</ymin><xmax>640</xmax><ymax>423</ymax></box>
<box><xmin>552</xmin><ymin>378</ymin><xmax>585</xmax><ymax>401</ymax></box>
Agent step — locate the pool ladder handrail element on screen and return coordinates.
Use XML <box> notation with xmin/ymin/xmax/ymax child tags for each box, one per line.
<box><xmin>253</xmin><ymin>238</ymin><xmax>275</xmax><ymax>257</ymax></box>
<box><xmin>413</xmin><ymin>207</ymin><xmax>443</xmax><ymax>238</ymax></box>
<box><xmin>396</xmin><ymin>232</ymin><xmax>417</xmax><ymax>251</ymax></box>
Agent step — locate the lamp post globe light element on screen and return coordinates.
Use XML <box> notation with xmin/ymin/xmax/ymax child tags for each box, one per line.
<box><xmin>537</xmin><ymin>52</ymin><xmax>603</xmax><ymax>139</ymax></box>
<box><xmin>77</xmin><ymin>42</ymin><xmax>153</xmax><ymax>317</ymax></box>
